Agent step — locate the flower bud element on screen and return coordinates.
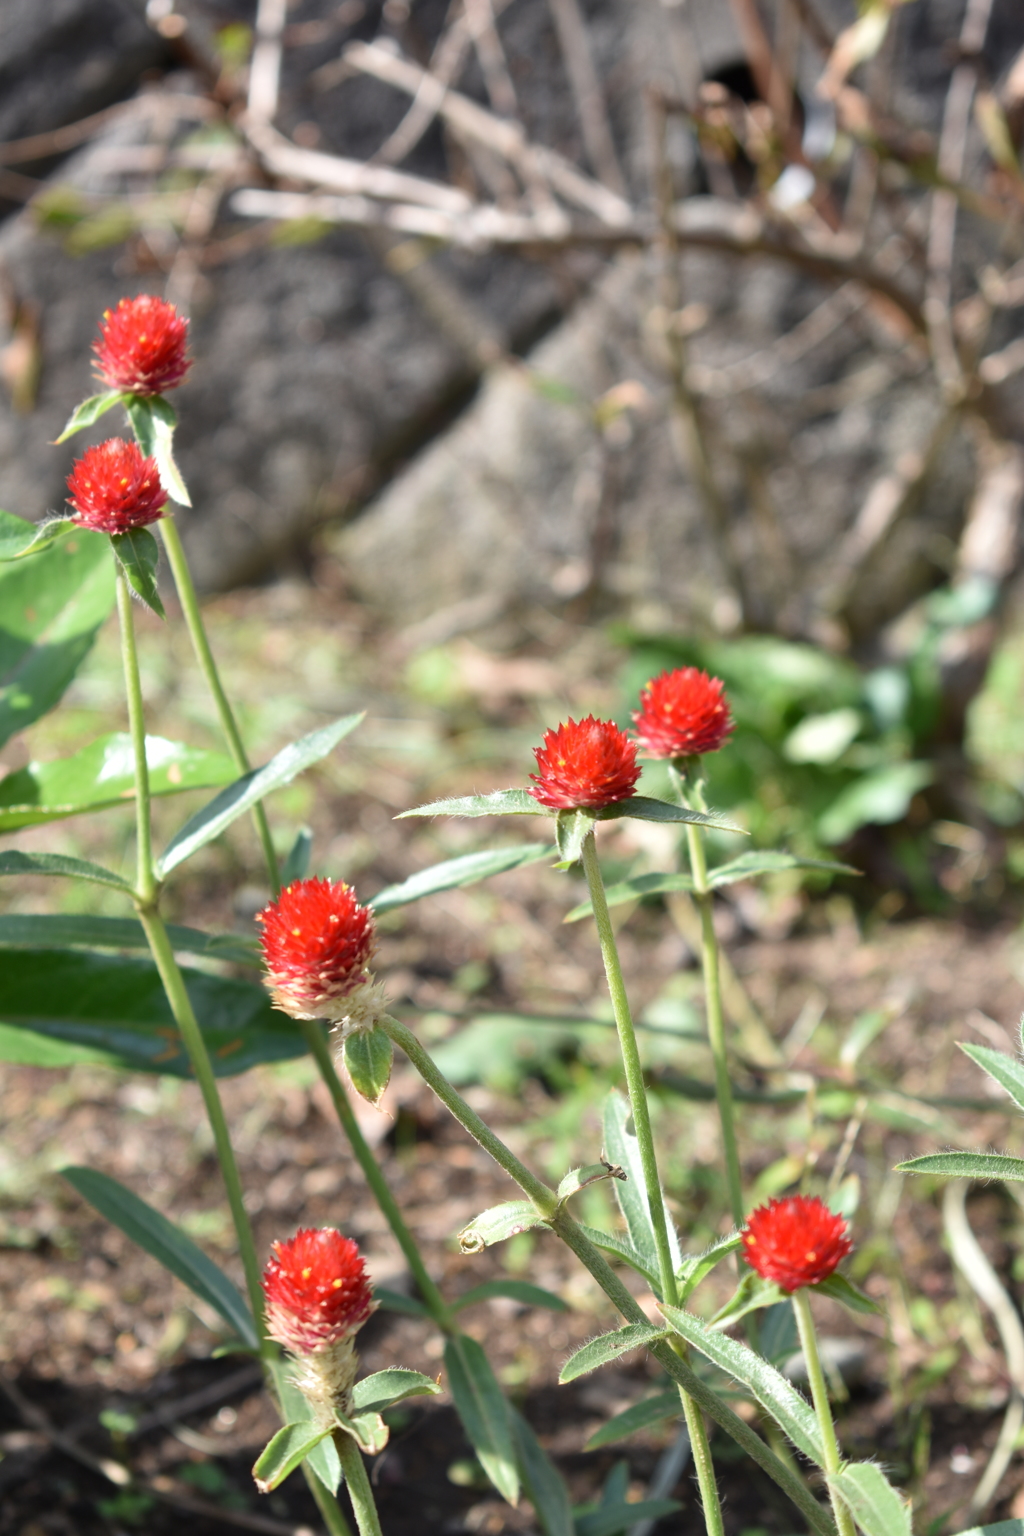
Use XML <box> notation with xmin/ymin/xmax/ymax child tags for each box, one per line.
<box><xmin>256</xmin><ymin>878</ymin><xmax>377</xmax><ymax>1026</ymax></box>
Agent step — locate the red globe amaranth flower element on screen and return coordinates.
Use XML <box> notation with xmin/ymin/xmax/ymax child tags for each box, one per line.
<box><xmin>93</xmin><ymin>294</ymin><xmax>191</xmax><ymax>395</ymax></box>
<box><xmin>256</xmin><ymin>877</ymin><xmax>377</xmax><ymax>1021</ymax></box>
<box><xmin>262</xmin><ymin>1228</ymin><xmax>374</xmax><ymax>1355</ymax></box>
<box><xmin>633</xmin><ymin>667</ymin><xmax>733</xmax><ymax>759</ymax></box>
<box><xmin>741</xmin><ymin>1195</ymin><xmax>853</xmax><ymax>1293</ymax></box>
<box><xmin>66</xmin><ymin>439</ymin><xmax>167</xmax><ymax>533</ymax></box>
<box><xmin>528</xmin><ymin>715</ymin><xmax>640</xmax><ymax>811</ymax></box>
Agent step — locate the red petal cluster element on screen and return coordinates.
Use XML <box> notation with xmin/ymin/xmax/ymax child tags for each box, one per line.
<box><xmin>528</xmin><ymin>715</ymin><xmax>641</xmax><ymax>811</ymax></box>
<box><xmin>65</xmin><ymin>439</ymin><xmax>167</xmax><ymax>533</ymax></box>
<box><xmin>741</xmin><ymin>1195</ymin><xmax>853</xmax><ymax>1293</ymax></box>
<box><xmin>262</xmin><ymin>1228</ymin><xmax>374</xmax><ymax>1355</ymax></box>
<box><xmin>633</xmin><ymin>667</ymin><xmax>733</xmax><ymax>760</ymax></box>
<box><xmin>93</xmin><ymin>294</ymin><xmax>191</xmax><ymax>396</ymax></box>
<box><xmin>256</xmin><ymin>877</ymin><xmax>377</xmax><ymax>1019</ymax></box>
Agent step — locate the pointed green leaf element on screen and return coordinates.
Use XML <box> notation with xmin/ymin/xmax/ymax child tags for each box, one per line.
<box><xmin>585</xmin><ymin>1389</ymin><xmax>681</xmax><ymax>1450</ymax></box>
<box><xmin>111</xmin><ymin>528</ymin><xmax>165</xmax><ymax>618</ymax></box>
<box><xmin>444</xmin><ymin>1334</ymin><xmax>519</xmax><ymax>1504</ymax></box>
<box><xmin>678</xmin><ymin>1234</ymin><xmax>742</xmax><ymax>1300</ymax></box>
<box><xmin>960</xmin><ymin>1042</ymin><xmax>1024</xmax><ymax>1116</ymax></box>
<box><xmin>658</xmin><ymin>1302</ymin><xmax>825</xmax><ymax>1465</ymax></box>
<box><xmin>896</xmin><ymin>1152</ymin><xmax>1024</xmax><ymax>1181</ymax></box>
<box><xmin>373</xmin><ymin>1286</ymin><xmax>429</xmax><ymax>1317</ymax></box>
<box><xmin>350</xmin><ymin>1370</ymin><xmax>441</xmax><ymax>1414</ymax></box>
<box><xmin>603</xmin><ymin>1092</ymin><xmax>683</xmax><ymax>1286</ymax></box>
<box><xmin>0</xmin><ymin>912</ymin><xmax>256</xmax><ymax>965</ymax></box>
<box><xmin>0</xmin><ymin>512</ymin><xmax>77</xmax><ymax>561</ymax></box>
<box><xmin>0</xmin><ymin>525</ymin><xmax>115</xmax><ymax>747</ymax></box>
<box><xmin>811</xmin><ymin>1273</ymin><xmax>880</xmax><ymax>1316</ymax></box>
<box><xmin>54</xmin><ymin>389</ymin><xmax>123</xmax><ymax>443</ymax></box>
<box><xmin>707</xmin><ymin>850</ymin><xmax>858</xmax><ymax>887</ymax></box>
<box><xmin>564</xmin><ymin>872</ymin><xmax>694</xmax><ymax>923</ymax></box>
<box><xmin>557</xmin><ymin>1163</ymin><xmax>622</xmax><ymax>1204</ymax></box>
<box><xmin>397</xmin><ymin>789</ymin><xmax>547</xmax><ymax>819</ymax></box>
<box><xmin>370</xmin><ymin>842</ymin><xmax>553</xmax><ymax>913</ymax></box>
<box><xmin>949</xmin><ymin>1522</ymin><xmax>1024</xmax><ymax>1536</ymax></box>
<box><xmin>559</xmin><ymin>1322</ymin><xmax>668</xmax><ymax>1384</ymax></box>
<box><xmin>575</xmin><ymin>1499</ymin><xmax>683</xmax><ymax>1536</ymax></box>
<box><xmin>124</xmin><ymin>394</ymin><xmax>190</xmax><ymax>506</ymax></box>
<box><xmin>157</xmin><ymin>713</ymin><xmax>362</xmax><ymax>877</ymax></box>
<box><xmin>509</xmin><ymin>1406</ymin><xmax>574</xmax><ymax>1536</ymax></box>
<box><xmin>267</xmin><ymin>1356</ymin><xmax>341</xmax><ymax>1493</ymax></box>
<box><xmin>827</xmin><ymin>1463</ymin><xmax>912</xmax><ymax>1536</ymax></box>
<box><xmin>0</xmin><ymin>850</ymin><xmax>131</xmax><ymax>891</ymax></box>
<box><xmin>344</xmin><ymin>1026</ymin><xmax>393</xmax><ymax>1106</ymax></box>
<box><xmin>575</xmin><ymin>1223</ymin><xmax>661</xmax><ymax>1292</ymax></box>
<box><xmin>554</xmin><ymin>808</ymin><xmax>594</xmax><ymax>867</ymax></box>
<box><xmin>61</xmin><ymin>1166</ymin><xmax>257</xmax><ymax>1346</ymax></box>
<box><xmin>597</xmin><ymin>796</ymin><xmax>744</xmax><ymax>832</ymax></box>
<box><xmin>451</xmin><ymin>1280</ymin><xmax>568</xmax><ymax>1313</ymax></box>
<box><xmin>335</xmin><ymin>1409</ymin><xmax>389</xmax><ymax>1455</ymax></box>
<box><xmin>281</xmin><ymin>827</ymin><xmax>313</xmax><ymax>885</ymax></box>
<box><xmin>0</xmin><ymin>733</ymin><xmax>236</xmax><ymax>832</ymax></box>
<box><xmin>711</xmin><ymin>1271</ymin><xmax>785</xmax><ymax>1327</ymax></box>
<box><xmin>457</xmin><ymin>1201</ymin><xmax>547</xmax><ymax>1253</ymax></box>
<box><xmin>253</xmin><ymin>1421</ymin><xmax>334</xmax><ymax>1492</ymax></box>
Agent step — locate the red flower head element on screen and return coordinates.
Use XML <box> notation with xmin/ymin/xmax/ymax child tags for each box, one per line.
<box><xmin>262</xmin><ymin>1228</ymin><xmax>374</xmax><ymax>1356</ymax></box>
<box><xmin>528</xmin><ymin>715</ymin><xmax>641</xmax><ymax>811</ymax></box>
<box><xmin>741</xmin><ymin>1195</ymin><xmax>853</xmax><ymax>1293</ymax></box>
<box><xmin>66</xmin><ymin>439</ymin><xmax>167</xmax><ymax>533</ymax></box>
<box><xmin>93</xmin><ymin>294</ymin><xmax>191</xmax><ymax>396</ymax></box>
<box><xmin>256</xmin><ymin>877</ymin><xmax>377</xmax><ymax>1022</ymax></box>
<box><xmin>633</xmin><ymin>667</ymin><xmax>733</xmax><ymax>760</ymax></box>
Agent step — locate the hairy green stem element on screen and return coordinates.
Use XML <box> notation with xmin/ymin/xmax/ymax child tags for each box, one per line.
<box><xmin>336</xmin><ymin>1435</ymin><xmax>384</xmax><ymax>1536</ymax></box>
<box><xmin>115</xmin><ymin>568</ymin><xmax>157</xmax><ymax>905</ymax></box>
<box><xmin>792</xmin><ymin>1290</ymin><xmax>856</xmax><ymax>1536</ymax></box>
<box><xmin>301</xmin><ymin>1021</ymin><xmax>452</xmax><ymax>1327</ymax></box>
<box><xmin>304</xmin><ymin>1464</ymin><xmax>354</xmax><ymax>1536</ymax></box>
<box><xmin>157</xmin><ymin>514</ymin><xmax>281</xmax><ymax>896</ymax></box>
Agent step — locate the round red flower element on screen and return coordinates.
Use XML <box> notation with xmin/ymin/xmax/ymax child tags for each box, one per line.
<box><xmin>262</xmin><ymin>1228</ymin><xmax>374</xmax><ymax>1355</ymax></box>
<box><xmin>256</xmin><ymin>877</ymin><xmax>377</xmax><ymax>1021</ymax></box>
<box><xmin>66</xmin><ymin>439</ymin><xmax>167</xmax><ymax>533</ymax></box>
<box><xmin>93</xmin><ymin>294</ymin><xmax>191</xmax><ymax>396</ymax></box>
<box><xmin>633</xmin><ymin>667</ymin><xmax>733</xmax><ymax>760</ymax></box>
<box><xmin>528</xmin><ymin>715</ymin><xmax>641</xmax><ymax>811</ymax></box>
<box><xmin>741</xmin><ymin>1195</ymin><xmax>853</xmax><ymax>1293</ymax></box>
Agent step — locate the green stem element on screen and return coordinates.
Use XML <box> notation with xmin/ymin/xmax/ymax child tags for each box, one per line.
<box><xmin>115</xmin><ymin>567</ymin><xmax>156</xmax><ymax>905</ymax></box>
<box><xmin>158</xmin><ymin>514</ymin><xmax>281</xmax><ymax>896</ymax></box>
<box><xmin>301</xmin><ymin>1020</ymin><xmax>452</xmax><ymax>1327</ymax></box>
<box><xmin>304</xmin><ymin>1464</ymin><xmax>354</xmax><ymax>1536</ymax></box>
<box><xmin>679</xmin><ymin>1391</ymin><xmax>724</xmax><ymax>1536</ymax></box>
<box><xmin>336</xmin><ymin>1434</ymin><xmax>384</xmax><ymax>1536</ymax></box>
<box><xmin>792</xmin><ymin>1289</ymin><xmax>856</xmax><ymax>1536</ymax></box>
<box><xmin>579</xmin><ymin>829</ymin><xmax>677</xmax><ymax>1305</ymax></box>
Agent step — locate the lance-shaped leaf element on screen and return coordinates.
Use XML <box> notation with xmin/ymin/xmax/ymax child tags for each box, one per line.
<box><xmin>0</xmin><ymin>511</ymin><xmax>77</xmax><ymax>561</ymax></box>
<box><xmin>350</xmin><ymin>1369</ymin><xmax>441</xmax><ymax>1414</ymax></box>
<box><xmin>335</xmin><ymin>1409</ymin><xmax>389</xmax><ymax>1455</ymax></box>
<box><xmin>281</xmin><ymin>826</ymin><xmax>312</xmax><ymax>885</ymax></box>
<box><xmin>371</xmin><ymin>842</ymin><xmax>553</xmax><ymax>913</ymax></box>
<box><xmin>896</xmin><ymin>1152</ymin><xmax>1024</xmax><ymax>1181</ymax></box>
<box><xmin>827</xmin><ymin>1463</ymin><xmax>912</xmax><ymax>1536</ymax></box>
<box><xmin>458</xmin><ymin>1201</ymin><xmax>547</xmax><ymax>1253</ymax></box>
<box><xmin>0</xmin><ymin>733</ymin><xmax>236</xmax><ymax>832</ymax></box>
<box><xmin>603</xmin><ymin>1092</ymin><xmax>683</xmax><ymax>1287</ymax></box>
<box><xmin>556</xmin><ymin>1163</ymin><xmax>624</xmax><ymax>1205</ymax></box>
<box><xmin>706</xmin><ymin>850</ymin><xmax>858</xmax><ymax>887</ymax></box>
<box><xmin>253</xmin><ymin>1422</ymin><xmax>334</xmax><ymax>1493</ymax></box>
<box><xmin>111</xmin><ymin>527</ymin><xmax>165</xmax><ymax>618</ymax></box>
<box><xmin>54</xmin><ymin>388</ymin><xmax>123</xmax><ymax>443</ymax></box>
<box><xmin>343</xmin><ymin>1026</ymin><xmax>393</xmax><ymax>1106</ymax></box>
<box><xmin>596</xmin><ymin>796</ymin><xmax>744</xmax><ymax>831</ymax></box>
<box><xmin>398</xmin><ymin>788</ymin><xmax>547</xmax><ymax>819</ymax></box>
<box><xmin>0</xmin><ymin>525</ymin><xmax>115</xmax><ymax>747</ymax></box>
<box><xmin>575</xmin><ymin>1223</ymin><xmax>661</xmax><ymax>1292</ymax></box>
<box><xmin>0</xmin><ymin>912</ymin><xmax>257</xmax><ymax>965</ymax></box>
<box><xmin>61</xmin><ymin>1166</ymin><xmax>257</xmax><ymax>1346</ymax></box>
<box><xmin>559</xmin><ymin>1322</ymin><xmax>668</xmax><ymax>1384</ymax></box>
<box><xmin>585</xmin><ymin>1389</ymin><xmax>681</xmax><ymax>1450</ymax></box>
<box><xmin>960</xmin><ymin>1042</ymin><xmax>1024</xmax><ymax>1116</ymax></box>
<box><xmin>444</xmin><ymin>1334</ymin><xmax>519</xmax><ymax>1504</ymax></box>
<box><xmin>678</xmin><ymin>1233</ymin><xmax>742</xmax><ymax>1301</ymax></box>
<box><xmin>658</xmin><ymin>1302</ymin><xmax>825</xmax><ymax>1465</ymax></box>
<box><xmin>451</xmin><ymin>1279</ymin><xmax>568</xmax><ymax>1314</ymax></box>
<box><xmin>812</xmin><ymin>1273</ymin><xmax>880</xmax><ymax>1316</ymax></box>
<box><xmin>565</xmin><ymin>872</ymin><xmax>695</xmax><ymax>922</ymax></box>
<box><xmin>711</xmin><ymin>1271</ymin><xmax>785</xmax><ymax>1328</ymax></box>
<box><xmin>158</xmin><ymin>713</ymin><xmax>362</xmax><ymax>877</ymax></box>
<box><xmin>509</xmin><ymin>1406</ymin><xmax>574</xmax><ymax>1536</ymax></box>
<box><xmin>124</xmin><ymin>394</ymin><xmax>190</xmax><ymax>505</ymax></box>
<box><xmin>267</xmin><ymin>1356</ymin><xmax>341</xmax><ymax>1493</ymax></box>
<box><xmin>0</xmin><ymin>850</ymin><xmax>131</xmax><ymax>891</ymax></box>
<box><xmin>949</xmin><ymin>1522</ymin><xmax>1024</xmax><ymax>1536</ymax></box>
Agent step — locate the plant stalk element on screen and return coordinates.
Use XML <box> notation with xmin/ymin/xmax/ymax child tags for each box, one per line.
<box><xmin>335</xmin><ymin>1434</ymin><xmax>384</xmax><ymax>1536</ymax></box>
<box><xmin>304</xmin><ymin>1464</ymin><xmax>355</xmax><ymax>1536</ymax></box>
<box><xmin>115</xmin><ymin>567</ymin><xmax>157</xmax><ymax>905</ymax></box>
<box><xmin>792</xmin><ymin>1289</ymin><xmax>857</xmax><ymax>1536</ymax></box>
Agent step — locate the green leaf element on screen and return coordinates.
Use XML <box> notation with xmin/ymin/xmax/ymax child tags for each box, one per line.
<box><xmin>818</xmin><ymin>763</ymin><xmax>934</xmax><ymax>844</ymax></box>
<box><xmin>111</xmin><ymin>528</ymin><xmax>165</xmax><ymax>619</ymax></box>
<box><xmin>54</xmin><ymin>389</ymin><xmax>123</xmax><ymax>444</ymax></box>
<box><xmin>374</xmin><ymin>1286</ymin><xmax>429</xmax><ymax>1317</ymax></box>
<box><xmin>61</xmin><ymin>1166</ymin><xmax>257</xmax><ymax>1346</ymax></box>
<box><xmin>827</xmin><ymin>1463</ymin><xmax>912</xmax><ymax>1536</ymax></box>
<box><xmin>707</xmin><ymin>850</ymin><xmax>858</xmax><ymax>887</ymax></box>
<box><xmin>597</xmin><ymin>796</ymin><xmax>744</xmax><ymax>832</ymax></box>
<box><xmin>960</xmin><ymin>1042</ymin><xmax>1024</xmax><ymax>1115</ymax></box>
<box><xmin>253</xmin><ymin>1422</ymin><xmax>334</xmax><ymax>1493</ymax></box>
<box><xmin>559</xmin><ymin>1323</ymin><xmax>667</xmax><ymax>1384</ymax></box>
<box><xmin>343</xmin><ymin>1026</ymin><xmax>393</xmax><ymax>1107</ymax></box>
<box><xmin>584</xmin><ymin>1389</ymin><xmax>681</xmax><ymax>1450</ymax></box>
<box><xmin>334</xmin><ymin>1409</ymin><xmax>389</xmax><ymax>1455</ymax></box>
<box><xmin>949</xmin><ymin>1522</ymin><xmax>1024</xmax><ymax>1536</ymax></box>
<box><xmin>895</xmin><ymin>1151</ymin><xmax>1024</xmax><ymax>1181</ymax></box>
<box><xmin>811</xmin><ymin>1273</ymin><xmax>880</xmax><ymax>1316</ymax></box>
<box><xmin>0</xmin><ymin>526</ymin><xmax>115</xmax><ymax>747</ymax></box>
<box><xmin>556</xmin><ymin>1163</ymin><xmax>622</xmax><ymax>1204</ymax></box>
<box><xmin>0</xmin><ymin>512</ymin><xmax>77</xmax><ymax>561</ymax></box>
<box><xmin>603</xmin><ymin>1092</ymin><xmax>682</xmax><ymax>1289</ymax></box>
<box><xmin>575</xmin><ymin>1500</ymin><xmax>683</xmax><ymax>1536</ymax></box>
<box><xmin>444</xmin><ymin>1334</ymin><xmax>519</xmax><ymax>1504</ymax></box>
<box><xmin>350</xmin><ymin>1369</ymin><xmax>441</xmax><ymax>1414</ymax></box>
<box><xmin>554</xmin><ymin>808</ymin><xmax>594</xmax><ymax>868</ymax></box>
<box><xmin>678</xmin><ymin>1234</ymin><xmax>742</xmax><ymax>1301</ymax></box>
<box><xmin>564</xmin><ymin>872</ymin><xmax>694</xmax><ymax>923</ymax></box>
<box><xmin>0</xmin><ymin>850</ymin><xmax>131</xmax><ymax>891</ymax></box>
<box><xmin>509</xmin><ymin>1407</ymin><xmax>574</xmax><ymax>1536</ymax></box>
<box><xmin>457</xmin><ymin>1201</ymin><xmax>547</xmax><ymax>1253</ymax></box>
<box><xmin>397</xmin><ymin>789</ymin><xmax>547</xmax><ymax>819</ymax></box>
<box><xmin>0</xmin><ymin>912</ymin><xmax>256</xmax><ymax>965</ymax></box>
<box><xmin>0</xmin><ymin>949</ymin><xmax>306</xmax><ymax>1077</ymax></box>
<box><xmin>281</xmin><ymin>827</ymin><xmax>312</xmax><ymax>885</ymax></box>
<box><xmin>370</xmin><ymin>842</ymin><xmax>553</xmax><ymax>913</ymax></box>
<box><xmin>158</xmin><ymin>713</ymin><xmax>362</xmax><ymax>877</ymax></box>
<box><xmin>124</xmin><ymin>394</ymin><xmax>190</xmax><ymax>506</ymax></box>
<box><xmin>267</xmin><ymin>1356</ymin><xmax>341</xmax><ymax>1493</ymax></box>
<box><xmin>0</xmin><ymin>733</ymin><xmax>237</xmax><ymax>832</ymax></box>
<box><xmin>711</xmin><ymin>1271</ymin><xmax>785</xmax><ymax>1327</ymax></box>
<box><xmin>575</xmin><ymin>1224</ymin><xmax>661</xmax><ymax>1292</ymax></box>
<box><xmin>451</xmin><ymin>1280</ymin><xmax>568</xmax><ymax>1313</ymax></box>
<box><xmin>658</xmin><ymin>1302</ymin><xmax>825</xmax><ymax>1465</ymax></box>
